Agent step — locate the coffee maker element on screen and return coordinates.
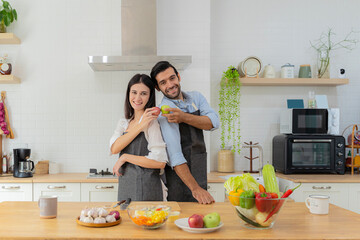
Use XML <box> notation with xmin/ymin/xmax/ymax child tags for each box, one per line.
<box><xmin>13</xmin><ymin>148</ymin><xmax>34</xmax><ymax>178</ymax></box>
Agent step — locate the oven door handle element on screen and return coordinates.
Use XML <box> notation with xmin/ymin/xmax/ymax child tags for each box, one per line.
<box><xmin>293</xmin><ymin>139</ymin><xmax>332</xmax><ymax>143</ymax></box>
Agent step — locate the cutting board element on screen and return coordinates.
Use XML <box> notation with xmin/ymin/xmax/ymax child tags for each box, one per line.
<box><xmin>128</xmin><ymin>201</ymin><xmax>181</xmax><ymax>211</ymax></box>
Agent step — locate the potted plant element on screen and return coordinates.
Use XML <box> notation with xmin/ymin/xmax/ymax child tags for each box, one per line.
<box><xmin>218</xmin><ymin>66</ymin><xmax>241</xmax><ymax>172</ymax></box>
<box><xmin>310</xmin><ymin>28</ymin><xmax>358</xmax><ymax>78</ymax></box>
<box><xmin>0</xmin><ymin>0</ymin><xmax>17</xmax><ymax>33</ymax></box>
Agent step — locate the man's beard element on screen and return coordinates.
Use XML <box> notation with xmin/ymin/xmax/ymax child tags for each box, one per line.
<box><xmin>163</xmin><ymin>85</ymin><xmax>181</xmax><ymax>99</ymax></box>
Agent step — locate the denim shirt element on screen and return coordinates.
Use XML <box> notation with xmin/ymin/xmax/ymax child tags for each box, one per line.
<box><xmin>157</xmin><ymin>91</ymin><xmax>219</xmax><ymax>168</ymax></box>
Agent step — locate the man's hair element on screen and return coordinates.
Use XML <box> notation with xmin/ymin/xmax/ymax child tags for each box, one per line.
<box><xmin>150</xmin><ymin>61</ymin><xmax>179</xmax><ymax>87</ymax></box>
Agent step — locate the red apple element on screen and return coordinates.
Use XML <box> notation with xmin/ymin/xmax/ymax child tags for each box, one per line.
<box><xmin>188</xmin><ymin>214</ymin><xmax>204</xmax><ymax>228</ymax></box>
<box><xmin>152</xmin><ymin>107</ymin><xmax>161</xmax><ymax>116</ymax></box>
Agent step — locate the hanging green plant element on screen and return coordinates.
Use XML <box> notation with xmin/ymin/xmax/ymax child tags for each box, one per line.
<box><xmin>218</xmin><ymin>66</ymin><xmax>241</xmax><ymax>155</ymax></box>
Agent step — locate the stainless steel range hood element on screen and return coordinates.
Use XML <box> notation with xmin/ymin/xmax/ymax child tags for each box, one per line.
<box><xmin>88</xmin><ymin>0</ymin><xmax>191</xmax><ymax>71</ymax></box>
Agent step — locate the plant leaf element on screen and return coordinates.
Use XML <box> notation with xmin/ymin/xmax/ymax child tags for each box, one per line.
<box><xmin>3</xmin><ymin>14</ymin><xmax>10</xmax><ymax>26</ymax></box>
<box><xmin>3</xmin><ymin>1</ymin><xmax>10</xmax><ymax>10</ymax></box>
<box><xmin>12</xmin><ymin>9</ymin><xmax>16</xmax><ymax>20</ymax></box>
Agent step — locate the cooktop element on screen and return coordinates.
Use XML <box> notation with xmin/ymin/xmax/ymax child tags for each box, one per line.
<box><xmin>87</xmin><ymin>168</ymin><xmax>117</xmax><ymax>179</ymax></box>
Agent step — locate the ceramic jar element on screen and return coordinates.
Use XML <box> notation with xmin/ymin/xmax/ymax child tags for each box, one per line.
<box><xmin>281</xmin><ymin>63</ymin><xmax>294</xmax><ymax>78</ymax></box>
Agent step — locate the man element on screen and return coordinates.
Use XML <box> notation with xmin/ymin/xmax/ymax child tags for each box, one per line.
<box><xmin>150</xmin><ymin>61</ymin><xmax>220</xmax><ymax>204</ymax></box>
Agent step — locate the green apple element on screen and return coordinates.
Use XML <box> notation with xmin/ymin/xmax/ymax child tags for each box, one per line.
<box><xmin>161</xmin><ymin>105</ymin><xmax>170</xmax><ymax>114</ymax></box>
<box><xmin>203</xmin><ymin>212</ymin><xmax>220</xmax><ymax>228</ymax></box>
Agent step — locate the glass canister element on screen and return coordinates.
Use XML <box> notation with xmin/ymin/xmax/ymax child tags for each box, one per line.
<box><xmin>217</xmin><ymin>147</ymin><xmax>234</xmax><ymax>173</ymax></box>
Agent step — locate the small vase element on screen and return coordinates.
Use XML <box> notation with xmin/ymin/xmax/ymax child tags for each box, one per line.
<box><xmin>318</xmin><ymin>59</ymin><xmax>330</xmax><ymax>79</ymax></box>
<box><xmin>217</xmin><ymin>147</ymin><xmax>234</xmax><ymax>173</ymax></box>
<box><xmin>320</xmin><ymin>64</ymin><xmax>330</xmax><ymax>78</ymax></box>
<box><xmin>0</xmin><ymin>21</ymin><xmax>6</xmax><ymax>33</ymax></box>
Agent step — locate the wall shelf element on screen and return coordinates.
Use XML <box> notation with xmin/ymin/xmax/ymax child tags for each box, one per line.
<box><xmin>0</xmin><ymin>75</ymin><xmax>21</xmax><ymax>84</ymax></box>
<box><xmin>240</xmin><ymin>78</ymin><xmax>349</xmax><ymax>86</ymax></box>
<box><xmin>0</xmin><ymin>33</ymin><xmax>21</xmax><ymax>44</ymax></box>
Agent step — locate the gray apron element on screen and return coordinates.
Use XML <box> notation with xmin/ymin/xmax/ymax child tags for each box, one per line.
<box><xmin>165</xmin><ymin>109</ymin><xmax>207</xmax><ymax>202</ymax></box>
<box><xmin>117</xmin><ymin>131</ymin><xmax>163</xmax><ymax>201</ymax></box>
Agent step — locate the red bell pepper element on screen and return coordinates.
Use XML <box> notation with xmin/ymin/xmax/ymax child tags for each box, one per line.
<box><xmin>255</xmin><ymin>192</ymin><xmax>272</xmax><ymax>212</ymax></box>
<box><xmin>264</xmin><ymin>183</ymin><xmax>302</xmax><ymax>222</ymax></box>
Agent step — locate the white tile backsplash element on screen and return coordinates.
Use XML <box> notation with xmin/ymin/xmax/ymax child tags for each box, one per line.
<box><xmin>2</xmin><ymin>0</ymin><xmax>359</xmax><ymax>174</ymax></box>
<box><xmin>210</xmin><ymin>0</ymin><xmax>360</xmax><ymax>172</ymax></box>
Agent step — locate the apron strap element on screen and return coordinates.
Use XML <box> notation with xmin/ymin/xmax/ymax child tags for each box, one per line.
<box><xmin>191</xmin><ymin>102</ymin><xmax>198</xmax><ymax>111</ymax></box>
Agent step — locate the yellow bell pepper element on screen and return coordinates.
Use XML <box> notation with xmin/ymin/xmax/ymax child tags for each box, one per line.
<box><xmin>228</xmin><ymin>189</ymin><xmax>244</xmax><ymax>206</ymax></box>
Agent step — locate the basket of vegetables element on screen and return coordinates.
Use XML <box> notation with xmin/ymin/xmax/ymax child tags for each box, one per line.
<box><xmin>224</xmin><ymin>164</ymin><xmax>301</xmax><ymax>229</ymax></box>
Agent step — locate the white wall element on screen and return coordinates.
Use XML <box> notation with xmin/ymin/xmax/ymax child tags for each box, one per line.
<box><xmin>1</xmin><ymin>0</ymin><xmax>211</xmax><ymax>173</ymax></box>
<box><xmin>2</xmin><ymin>0</ymin><xmax>359</xmax><ymax>174</ymax></box>
<box><xmin>210</xmin><ymin>0</ymin><xmax>360</xmax><ymax>171</ymax></box>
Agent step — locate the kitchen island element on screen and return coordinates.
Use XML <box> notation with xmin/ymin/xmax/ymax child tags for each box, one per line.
<box><xmin>1</xmin><ymin>201</ymin><xmax>359</xmax><ymax>239</ymax></box>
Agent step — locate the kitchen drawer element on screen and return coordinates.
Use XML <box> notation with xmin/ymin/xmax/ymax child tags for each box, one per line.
<box><xmin>348</xmin><ymin>183</ymin><xmax>360</xmax><ymax>214</ymax></box>
<box><xmin>0</xmin><ymin>183</ymin><xmax>32</xmax><ymax>202</ymax></box>
<box><xmin>81</xmin><ymin>183</ymin><xmax>118</xmax><ymax>202</ymax></box>
<box><xmin>33</xmin><ymin>183</ymin><xmax>81</xmax><ymax>202</ymax></box>
<box><xmin>279</xmin><ymin>181</ymin><xmax>349</xmax><ymax>210</ymax></box>
<box><xmin>207</xmin><ymin>183</ymin><xmax>225</xmax><ymax>202</ymax></box>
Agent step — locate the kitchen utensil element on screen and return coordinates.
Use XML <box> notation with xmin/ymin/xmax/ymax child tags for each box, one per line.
<box><xmin>38</xmin><ymin>195</ymin><xmax>57</xmax><ymax>219</ymax></box>
<box><xmin>281</xmin><ymin>63</ymin><xmax>295</xmax><ymax>78</ymax></box>
<box><xmin>299</xmin><ymin>64</ymin><xmax>312</xmax><ymax>78</ymax></box>
<box><xmin>237</xmin><ymin>56</ymin><xmax>262</xmax><ymax>78</ymax></box>
<box><xmin>174</xmin><ymin>218</ymin><xmax>223</xmax><ymax>233</ymax></box>
<box><xmin>76</xmin><ymin>216</ymin><xmax>121</xmax><ymax>228</ymax></box>
<box><xmin>305</xmin><ymin>195</ymin><xmax>330</xmax><ymax>214</ymax></box>
<box><xmin>120</xmin><ymin>198</ymin><xmax>131</xmax><ymax>210</ymax></box>
<box><xmin>263</xmin><ymin>64</ymin><xmax>276</xmax><ymax>78</ymax></box>
<box><xmin>227</xmin><ymin>193</ymin><xmax>288</xmax><ymax>229</ymax></box>
<box><xmin>112</xmin><ymin>200</ymin><xmax>126</xmax><ymax>208</ymax></box>
<box><xmin>127</xmin><ymin>205</ymin><xmax>171</xmax><ymax>229</ymax></box>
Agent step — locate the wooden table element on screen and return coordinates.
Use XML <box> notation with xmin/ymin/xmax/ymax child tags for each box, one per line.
<box><xmin>1</xmin><ymin>201</ymin><xmax>360</xmax><ymax>239</ymax></box>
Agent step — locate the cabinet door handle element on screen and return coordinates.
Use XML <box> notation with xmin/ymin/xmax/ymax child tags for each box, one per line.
<box><xmin>312</xmin><ymin>186</ymin><xmax>331</xmax><ymax>190</ymax></box>
<box><xmin>207</xmin><ymin>185</ymin><xmax>210</xmax><ymax>190</ymax></box>
<box><xmin>95</xmin><ymin>185</ymin><xmax>114</xmax><ymax>189</ymax></box>
<box><xmin>47</xmin><ymin>185</ymin><xmax>66</xmax><ymax>189</ymax></box>
<box><xmin>2</xmin><ymin>186</ymin><xmax>20</xmax><ymax>190</ymax></box>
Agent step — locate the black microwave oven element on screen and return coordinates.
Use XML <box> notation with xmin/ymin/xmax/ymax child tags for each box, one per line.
<box><xmin>273</xmin><ymin>134</ymin><xmax>345</xmax><ymax>174</ymax></box>
<box><xmin>280</xmin><ymin>109</ymin><xmax>328</xmax><ymax>134</ymax></box>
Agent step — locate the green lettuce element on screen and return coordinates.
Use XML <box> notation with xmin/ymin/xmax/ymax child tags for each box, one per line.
<box><xmin>224</xmin><ymin>173</ymin><xmax>260</xmax><ymax>193</ymax></box>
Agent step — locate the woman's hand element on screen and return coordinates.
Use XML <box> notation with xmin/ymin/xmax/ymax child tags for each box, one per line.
<box><xmin>138</xmin><ymin>108</ymin><xmax>159</xmax><ymax>130</ymax></box>
<box><xmin>113</xmin><ymin>155</ymin><xmax>127</xmax><ymax>176</ymax></box>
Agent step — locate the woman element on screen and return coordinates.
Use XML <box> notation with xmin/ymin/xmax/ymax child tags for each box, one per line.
<box><xmin>109</xmin><ymin>74</ymin><xmax>168</xmax><ymax>201</ymax></box>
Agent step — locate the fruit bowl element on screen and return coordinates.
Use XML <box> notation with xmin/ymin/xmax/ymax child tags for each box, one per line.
<box><xmin>127</xmin><ymin>205</ymin><xmax>171</xmax><ymax>229</ymax></box>
<box><xmin>227</xmin><ymin>193</ymin><xmax>288</xmax><ymax>229</ymax></box>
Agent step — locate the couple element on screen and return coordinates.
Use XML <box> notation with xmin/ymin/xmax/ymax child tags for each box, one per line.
<box><xmin>109</xmin><ymin>61</ymin><xmax>219</xmax><ymax>204</ymax></box>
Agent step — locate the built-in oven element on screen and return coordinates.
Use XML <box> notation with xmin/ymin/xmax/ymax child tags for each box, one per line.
<box><xmin>273</xmin><ymin>134</ymin><xmax>345</xmax><ymax>174</ymax></box>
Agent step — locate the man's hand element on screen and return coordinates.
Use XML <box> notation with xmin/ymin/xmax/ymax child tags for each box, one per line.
<box><xmin>192</xmin><ymin>186</ymin><xmax>215</xmax><ymax>204</ymax></box>
<box><xmin>162</xmin><ymin>108</ymin><xmax>185</xmax><ymax>123</ymax></box>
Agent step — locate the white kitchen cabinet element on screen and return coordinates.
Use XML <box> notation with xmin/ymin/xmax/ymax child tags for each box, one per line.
<box><xmin>348</xmin><ymin>183</ymin><xmax>360</xmax><ymax>214</ymax></box>
<box><xmin>278</xmin><ymin>179</ymin><xmax>349</xmax><ymax>211</ymax></box>
<box><xmin>0</xmin><ymin>183</ymin><xmax>32</xmax><ymax>202</ymax></box>
<box><xmin>81</xmin><ymin>183</ymin><xmax>118</xmax><ymax>202</ymax></box>
<box><xmin>33</xmin><ymin>183</ymin><xmax>81</xmax><ymax>202</ymax></box>
<box><xmin>207</xmin><ymin>183</ymin><xmax>225</xmax><ymax>202</ymax></box>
